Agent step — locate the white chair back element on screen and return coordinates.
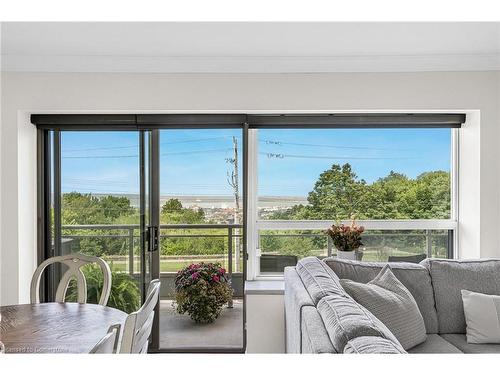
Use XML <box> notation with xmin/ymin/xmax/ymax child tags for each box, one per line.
<box><xmin>30</xmin><ymin>253</ymin><xmax>112</xmax><ymax>305</ymax></box>
<box><xmin>90</xmin><ymin>324</ymin><xmax>121</xmax><ymax>354</ymax></box>
<box><xmin>119</xmin><ymin>279</ymin><xmax>160</xmax><ymax>354</ymax></box>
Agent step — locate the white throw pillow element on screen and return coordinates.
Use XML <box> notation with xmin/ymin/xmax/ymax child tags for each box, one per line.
<box><xmin>461</xmin><ymin>289</ymin><xmax>500</xmax><ymax>343</ymax></box>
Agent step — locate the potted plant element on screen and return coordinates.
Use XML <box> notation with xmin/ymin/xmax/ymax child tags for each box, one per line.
<box><xmin>66</xmin><ymin>265</ymin><xmax>141</xmax><ymax>313</ymax></box>
<box><xmin>326</xmin><ymin>219</ymin><xmax>364</xmax><ymax>260</ymax></box>
<box><xmin>173</xmin><ymin>262</ymin><xmax>233</xmax><ymax>324</ymax></box>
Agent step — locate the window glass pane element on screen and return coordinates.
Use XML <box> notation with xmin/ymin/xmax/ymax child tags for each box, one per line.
<box><xmin>158</xmin><ymin>129</ymin><xmax>243</xmax><ymax>351</ymax></box>
<box><xmin>258</xmin><ymin>229</ymin><xmax>450</xmax><ymax>274</ymax></box>
<box><xmin>259</xmin><ymin>229</ymin><xmax>327</xmax><ymax>275</ymax></box>
<box><xmin>258</xmin><ymin>128</ymin><xmax>452</xmax><ymax>220</ymax></box>
<box><xmin>59</xmin><ymin>131</ymin><xmax>142</xmax><ymax>312</ymax></box>
<box><xmin>361</xmin><ymin>229</ymin><xmax>449</xmax><ymax>261</ymax></box>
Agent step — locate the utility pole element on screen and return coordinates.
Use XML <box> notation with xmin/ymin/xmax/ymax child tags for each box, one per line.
<box><xmin>226</xmin><ymin>136</ymin><xmax>240</xmax><ymax>272</ymax></box>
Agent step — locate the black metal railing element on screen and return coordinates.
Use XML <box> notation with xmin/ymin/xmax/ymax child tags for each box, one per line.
<box><xmin>61</xmin><ymin>223</ymin><xmax>244</xmax><ymax>302</ymax></box>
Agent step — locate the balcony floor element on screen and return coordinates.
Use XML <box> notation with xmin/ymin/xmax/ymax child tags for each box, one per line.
<box><xmin>159</xmin><ymin>299</ymin><xmax>243</xmax><ymax>350</ymax></box>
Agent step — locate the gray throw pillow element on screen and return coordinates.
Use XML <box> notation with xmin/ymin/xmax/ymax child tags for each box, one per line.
<box><xmin>340</xmin><ymin>265</ymin><xmax>427</xmax><ymax>350</ymax></box>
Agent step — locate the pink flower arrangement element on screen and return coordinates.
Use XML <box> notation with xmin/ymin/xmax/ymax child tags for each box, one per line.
<box><xmin>326</xmin><ymin>219</ymin><xmax>364</xmax><ymax>252</ymax></box>
<box><xmin>174</xmin><ymin>262</ymin><xmax>233</xmax><ymax>324</ymax></box>
<box><xmin>175</xmin><ymin>262</ymin><xmax>230</xmax><ymax>289</ymax></box>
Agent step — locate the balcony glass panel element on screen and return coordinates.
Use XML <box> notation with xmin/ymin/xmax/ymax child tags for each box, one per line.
<box><xmin>258</xmin><ymin>228</ymin><xmax>451</xmax><ymax>274</ymax></box>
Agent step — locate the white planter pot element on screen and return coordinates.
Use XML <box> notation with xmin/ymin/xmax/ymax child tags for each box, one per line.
<box><xmin>336</xmin><ymin>250</ymin><xmax>358</xmax><ymax>260</ymax></box>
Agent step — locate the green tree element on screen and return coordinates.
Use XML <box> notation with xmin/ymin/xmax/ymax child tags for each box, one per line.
<box><xmin>62</xmin><ymin>192</ymin><xmax>105</xmax><ymax>225</ymax></box>
<box><xmin>264</xmin><ymin>164</ymin><xmax>451</xmax><ymax>259</ymax></box>
<box><xmin>161</xmin><ymin>199</ymin><xmax>204</xmax><ymax>224</ymax></box>
<box><xmin>99</xmin><ymin>195</ymin><xmax>134</xmax><ymax>220</ymax></box>
<box><xmin>364</xmin><ymin>171</ymin><xmax>412</xmax><ymax>219</ymax></box>
<box><xmin>305</xmin><ymin>163</ymin><xmax>367</xmax><ymax>220</ymax></box>
<box><xmin>406</xmin><ymin>171</ymin><xmax>450</xmax><ymax>219</ymax></box>
<box><xmin>159</xmin><ymin>199</ymin><xmax>221</xmax><ymax>256</ymax></box>
<box><xmin>161</xmin><ymin>198</ymin><xmax>183</xmax><ymax>214</ymax></box>
<box><xmin>61</xmin><ymin>192</ymin><xmax>136</xmax><ymax>257</ymax></box>
<box><xmin>62</xmin><ymin>192</ymin><xmax>135</xmax><ymax>225</ymax></box>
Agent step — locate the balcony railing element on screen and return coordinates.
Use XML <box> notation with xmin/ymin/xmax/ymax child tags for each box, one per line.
<box><xmin>60</xmin><ymin>223</ymin><xmax>244</xmax><ymax>299</ymax></box>
<box><xmin>61</xmin><ymin>223</ymin><xmax>243</xmax><ymax>271</ymax></box>
<box><xmin>60</xmin><ymin>221</ymin><xmax>454</xmax><ymax>279</ymax></box>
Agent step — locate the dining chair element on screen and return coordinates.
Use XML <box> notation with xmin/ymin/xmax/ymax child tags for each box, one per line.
<box><xmin>90</xmin><ymin>324</ymin><xmax>121</xmax><ymax>354</ymax></box>
<box><xmin>30</xmin><ymin>253</ymin><xmax>112</xmax><ymax>305</ymax></box>
<box><xmin>119</xmin><ymin>279</ymin><xmax>161</xmax><ymax>354</ymax></box>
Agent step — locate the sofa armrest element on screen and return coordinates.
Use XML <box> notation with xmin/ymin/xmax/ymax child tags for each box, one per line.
<box><xmin>301</xmin><ymin>306</ymin><xmax>336</xmax><ymax>353</ymax></box>
<box><xmin>284</xmin><ymin>267</ymin><xmax>315</xmax><ymax>353</ymax></box>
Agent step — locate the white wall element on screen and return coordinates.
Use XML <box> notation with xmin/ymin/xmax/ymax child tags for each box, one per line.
<box><xmin>246</xmin><ymin>294</ymin><xmax>285</xmax><ymax>353</ymax></box>
<box><xmin>1</xmin><ymin>71</ymin><xmax>499</xmax><ymax>305</ymax></box>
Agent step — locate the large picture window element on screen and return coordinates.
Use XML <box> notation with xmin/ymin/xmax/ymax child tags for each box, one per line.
<box><xmin>258</xmin><ymin>128</ymin><xmax>452</xmax><ymax>220</ymax></box>
<box><xmin>254</xmin><ymin>127</ymin><xmax>457</xmax><ymax>276</ymax></box>
<box><xmin>33</xmin><ymin>113</ymin><xmax>462</xmax><ymax>286</ymax></box>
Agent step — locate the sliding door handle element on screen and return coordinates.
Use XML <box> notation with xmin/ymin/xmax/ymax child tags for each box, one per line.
<box><xmin>147</xmin><ymin>226</ymin><xmax>159</xmax><ymax>252</ymax></box>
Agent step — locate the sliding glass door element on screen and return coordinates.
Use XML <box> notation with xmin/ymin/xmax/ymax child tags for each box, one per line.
<box><xmin>36</xmin><ymin>121</ymin><xmax>246</xmax><ymax>353</ymax></box>
<box><xmin>40</xmin><ymin>130</ymin><xmax>155</xmax><ymax>316</ymax></box>
<box><xmin>157</xmin><ymin>128</ymin><xmax>244</xmax><ymax>351</ymax></box>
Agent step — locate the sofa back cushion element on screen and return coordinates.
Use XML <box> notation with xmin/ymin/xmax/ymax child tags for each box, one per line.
<box><xmin>296</xmin><ymin>257</ymin><xmax>345</xmax><ymax>305</ymax></box>
<box><xmin>344</xmin><ymin>336</ymin><xmax>407</xmax><ymax>354</ymax></box>
<box><xmin>317</xmin><ymin>293</ymin><xmax>404</xmax><ymax>353</ymax></box>
<box><xmin>421</xmin><ymin>258</ymin><xmax>500</xmax><ymax>333</ymax></box>
<box><xmin>324</xmin><ymin>257</ymin><xmax>439</xmax><ymax>333</ymax></box>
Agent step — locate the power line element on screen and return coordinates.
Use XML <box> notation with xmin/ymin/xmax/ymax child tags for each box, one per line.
<box><xmin>260</xmin><ymin>152</ymin><xmax>415</xmax><ymax>160</ymax></box>
<box><xmin>64</xmin><ymin>179</ymin><xmax>232</xmax><ymax>188</ymax></box>
<box><xmin>161</xmin><ymin>148</ymin><xmax>232</xmax><ymax>157</ymax></box>
<box><xmin>62</xmin><ymin>136</ymin><xmax>233</xmax><ymax>152</ymax></box>
<box><xmin>62</xmin><ymin>148</ymin><xmax>232</xmax><ymax>159</ymax></box>
<box><xmin>62</xmin><ymin>136</ymin><xmax>394</xmax><ymax>153</ymax></box>
<box><xmin>259</xmin><ymin>139</ymin><xmax>404</xmax><ymax>151</ymax></box>
<box><xmin>63</xmin><ymin>155</ymin><xmax>139</xmax><ymax>159</ymax></box>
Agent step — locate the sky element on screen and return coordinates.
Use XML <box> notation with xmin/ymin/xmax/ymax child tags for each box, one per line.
<box><xmin>60</xmin><ymin>128</ymin><xmax>451</xmax><ymax>197</ymax></box>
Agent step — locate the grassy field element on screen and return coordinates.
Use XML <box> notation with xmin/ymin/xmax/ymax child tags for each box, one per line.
<box><xmin>104</xmin><ymin>256</ymin><xmax>244</xmax><ymax>273</ymax></box>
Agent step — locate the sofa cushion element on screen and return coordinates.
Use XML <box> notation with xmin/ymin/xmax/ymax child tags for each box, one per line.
<box><xmin>324</xmin><ymin>258</ymin><xmax>439</xmax><ymax>333</ymax></box>
<box><xmin>421</xmin><ymin>258</ymin><xmax>500</xmax><ymax>333</ymax></box>
<box><xmin>340</xmin><ymin>265</ymin><xmax>427</xmax><ymax>350</ymax></box>
<box><xmin>407</xmin><ymin>334</ymin><xmax>463</xmax><ymax>353</ymax></box>
<box><xmin>440</xmin><ymin>334</ymin><xmax>500</xmax><ymax>354</ymax></box>
<box><xmin>344</xmin><ymin>336</ymin><xmax>406</xmax><ymax>354</ymax></box>
<box><xmin>317</xmin><ymin>293</ymin><xmax>404</xmax><ymax>353</ymax></box>
<box><xmin>296</xmin><ymin>257</ymin><xmax>346</xmax><ymax>305</ymax></box>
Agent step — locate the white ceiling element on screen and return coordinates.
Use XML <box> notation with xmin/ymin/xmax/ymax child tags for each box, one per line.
<box><xmin>2</xmin><ymin>22</ymin><xmax>500</xmax><ymax>73</ymax></box>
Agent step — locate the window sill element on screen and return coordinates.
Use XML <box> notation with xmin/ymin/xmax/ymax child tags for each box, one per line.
<box><xmin>245</xmin><ymin>280</ymin><xmax>284</xmax><ymax>295</ymax></box>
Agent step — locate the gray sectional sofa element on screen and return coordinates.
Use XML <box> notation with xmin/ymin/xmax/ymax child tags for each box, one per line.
<box><xmin>284</xmin><ymin>256</ymin><xmax>500</xmax><ymax>353</ymax></box>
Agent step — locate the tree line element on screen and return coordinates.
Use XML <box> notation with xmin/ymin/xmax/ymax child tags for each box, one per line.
<box><xmin>59</xmin><ymin>163</ymin><xmax>450</xmax><ymax>260</ymax></box>
<box><xmin>270</xmin><ymin>163</ymin><xmax>450</xmax><ymax>221</ymax></box>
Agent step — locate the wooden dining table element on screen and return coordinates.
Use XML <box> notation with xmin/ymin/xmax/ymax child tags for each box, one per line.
<box><xmin>0</xmin><ymin>302</ymin><xmax>127</xmax><ymax>353</ymax></box>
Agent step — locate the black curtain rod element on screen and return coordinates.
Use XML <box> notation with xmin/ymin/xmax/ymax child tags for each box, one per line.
<box><xmin>31</xmin><ymin>113</ymin><xmax>466</xmax><ymax>129</ymax></box>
